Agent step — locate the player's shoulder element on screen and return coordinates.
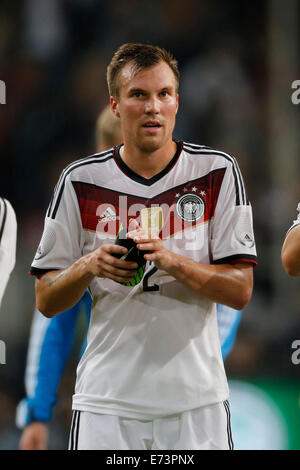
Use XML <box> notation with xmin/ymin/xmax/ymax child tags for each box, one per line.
<box><xmin>182</xmin><ymin>141</ymin><xmax>238</xmax><ymax>167</ymax></box>
<box><xmin>0</xmin><ymin>197</ymin><xmax>17</xmax><ymax>228</ymax></box>
<box><xmin>62</xmin><ymin>147</ymin><xmax>115</xmax><ymax>180</ymax></box>
<box><xmin>0</xmin><ymin>197</ymin><xmax>15</xmax><ymax>211</ymax></box>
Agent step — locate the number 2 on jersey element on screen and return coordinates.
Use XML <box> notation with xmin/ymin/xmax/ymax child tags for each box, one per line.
<box><xmin>143</xmin><ymin>264</ymin><xmax>159</xmax><ymax>291</ymax></box>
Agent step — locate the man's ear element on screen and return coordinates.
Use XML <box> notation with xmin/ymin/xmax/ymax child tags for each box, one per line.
<box><xmin>175</xmin><ymin>94</ymin><xmax>179</xmax><ymax>114</ymax></box>
<box><xmin>110</xmin><ymin>96</ymin><xmax>120</xmax><ymax>118</ymax></box>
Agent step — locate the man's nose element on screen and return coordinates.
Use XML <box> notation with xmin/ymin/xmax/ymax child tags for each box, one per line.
<box><xmin>144</xmin><ymin>96</ymin><xmax>160</xmax><ymax>114</ymax></box>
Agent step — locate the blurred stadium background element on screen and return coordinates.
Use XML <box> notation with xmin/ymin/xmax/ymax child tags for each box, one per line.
<box><xmin>0</xmin><ymin>0</ymin><xmax>299</xmax><ymax>450</ymax></box>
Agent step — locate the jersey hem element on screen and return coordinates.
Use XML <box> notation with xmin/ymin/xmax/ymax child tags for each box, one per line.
<box><xmin>71</xmin><ymin>394</ymin><xmax>230</xmax><ymax>421</ymax></box>
<box><xmin>29</xmin><ymin>266</ymin><xmax>60</xmax><ymax>276</ymax></box>
<box><xmin>213</xmin><ymin>254</ymin><xmax>257</xmax><ymax>265</ymax></box>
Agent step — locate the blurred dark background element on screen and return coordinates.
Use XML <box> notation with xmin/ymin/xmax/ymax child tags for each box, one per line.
<box><xmin>0</xmin><ymin>0</ymin><xmax>299</xmax><ymax>450</ymax></box>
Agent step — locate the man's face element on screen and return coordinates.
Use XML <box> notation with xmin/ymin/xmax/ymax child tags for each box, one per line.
<box><xmin>111</xmin><ymin>61</ymin><xmax>179</xmax><ymax>153</ymax></box>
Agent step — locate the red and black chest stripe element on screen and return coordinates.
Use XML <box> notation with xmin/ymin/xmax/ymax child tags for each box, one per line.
<box><xmin>72</xmin><ymin>167</ymin><xmax>226</xmax><ymax>238</ymax></box>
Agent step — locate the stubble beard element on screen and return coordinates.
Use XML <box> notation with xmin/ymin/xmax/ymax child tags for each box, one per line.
<box><xmin>135</xmin><ymin>126</ymin><xmax>173</xmax><ymax>154</ymax></box>
<box><xmin>136</xmin><ymin>138</ymin><xmax>163</xmax><ymax>154</ymax></box>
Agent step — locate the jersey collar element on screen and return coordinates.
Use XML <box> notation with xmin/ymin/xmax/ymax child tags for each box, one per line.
<box><xmin>113</xmin><ymin>140</ymin><xmax>183</xmax><ymax>186</ymax></box>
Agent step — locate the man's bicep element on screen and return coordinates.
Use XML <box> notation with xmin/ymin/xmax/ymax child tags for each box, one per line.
<box><xmin>281</xmin><ymin>224</ymin><xmax>300</xmax><ymax>275</ymax></box>
<box><xmin>282</xmin><ymin>223</ymin><xmax>300</xmax><ymax>253</ymax></box>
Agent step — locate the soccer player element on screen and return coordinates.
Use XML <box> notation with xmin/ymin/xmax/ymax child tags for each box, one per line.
<box><xmin>30</xmin><ymin>43</ymin><xmax>257</xmax><ymax>450</ymax></box>
<box><xmin>17</xmin><ymin>105</ymin><xmax>242</xmax><ymax>450</ymax></box>
<box><xmin>0</xmin><ymin>198</ymin><xmax>17</xmax><ymax>309</ymax></box>
<box><xmin>281</xmin><ymin>202</ymin><xmax>300</xmax><ymax>276</ymax></box>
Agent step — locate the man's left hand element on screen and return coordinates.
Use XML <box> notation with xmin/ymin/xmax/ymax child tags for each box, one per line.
<box><xmin>127</xmin><ymin>220</ymin><xmax>172</xmax><ymax>271</ymax></box>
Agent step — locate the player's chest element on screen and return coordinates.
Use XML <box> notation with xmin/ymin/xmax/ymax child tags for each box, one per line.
<box><xmin>72</xmin><ymin>168</ymin><xmax>225</xmax><ymax>241</ymax></box>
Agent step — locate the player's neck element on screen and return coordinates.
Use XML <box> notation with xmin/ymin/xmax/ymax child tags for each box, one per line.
<box><xmin>120</xmin><ymin>139</ymin><xmax>177</xmax><ymax>179</ymax></box>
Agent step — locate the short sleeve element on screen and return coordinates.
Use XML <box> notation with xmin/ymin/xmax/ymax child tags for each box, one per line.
<box><xmin>30</xmin><ymin>174</ymin><xmax>83</xmax><ymax>275</ymax></box>
<box><xmin>210</xmin><ymin>158</ymin><xmax>257</xmax><ymax>265</ymax></box>
<box><xmin>0</xmin><ymin>198</ymin><xmax>17</xmax><ymax>305</ymax></box>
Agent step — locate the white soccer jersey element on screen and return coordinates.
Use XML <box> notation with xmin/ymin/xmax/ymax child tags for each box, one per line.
<box><xmin>0</xmin><ymin>198</ymin><xmax>17</xmax><ymax>309</ymax></box>
<box><xmin>30</xmin><ymin>141</ymin><xmax>257</xmax><ymax>420</ymax></box>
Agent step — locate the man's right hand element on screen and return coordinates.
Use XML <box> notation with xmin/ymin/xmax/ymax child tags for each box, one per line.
<box><xmin>85</xmin><ymin>243</ymin><xmax>139</xmax><ymax>283</ymax></box>
<box><xmin>19</xmin><ymin>422</ymin><xmax>49</xmax><ymax>450</ymax></box>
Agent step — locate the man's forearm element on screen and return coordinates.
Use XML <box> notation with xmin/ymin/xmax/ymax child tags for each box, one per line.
<box><xmin>35</xmin><ymin>243</ymin><xmax>140</xmax><ymax>317</ymax></box>
<box><xmin>36</xmin><ymin>256</ymin><xmax>95</xmax><ymax>318</ymax></box>
<box><xmin>162</xmin><ymin>254</ymin><xmax>253</xmax><ymax>310</ymax></box>
<box><xmin>131</xmin><ymin>227</ymin><xmax>254</xmax><ymax>310</ymax></box>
